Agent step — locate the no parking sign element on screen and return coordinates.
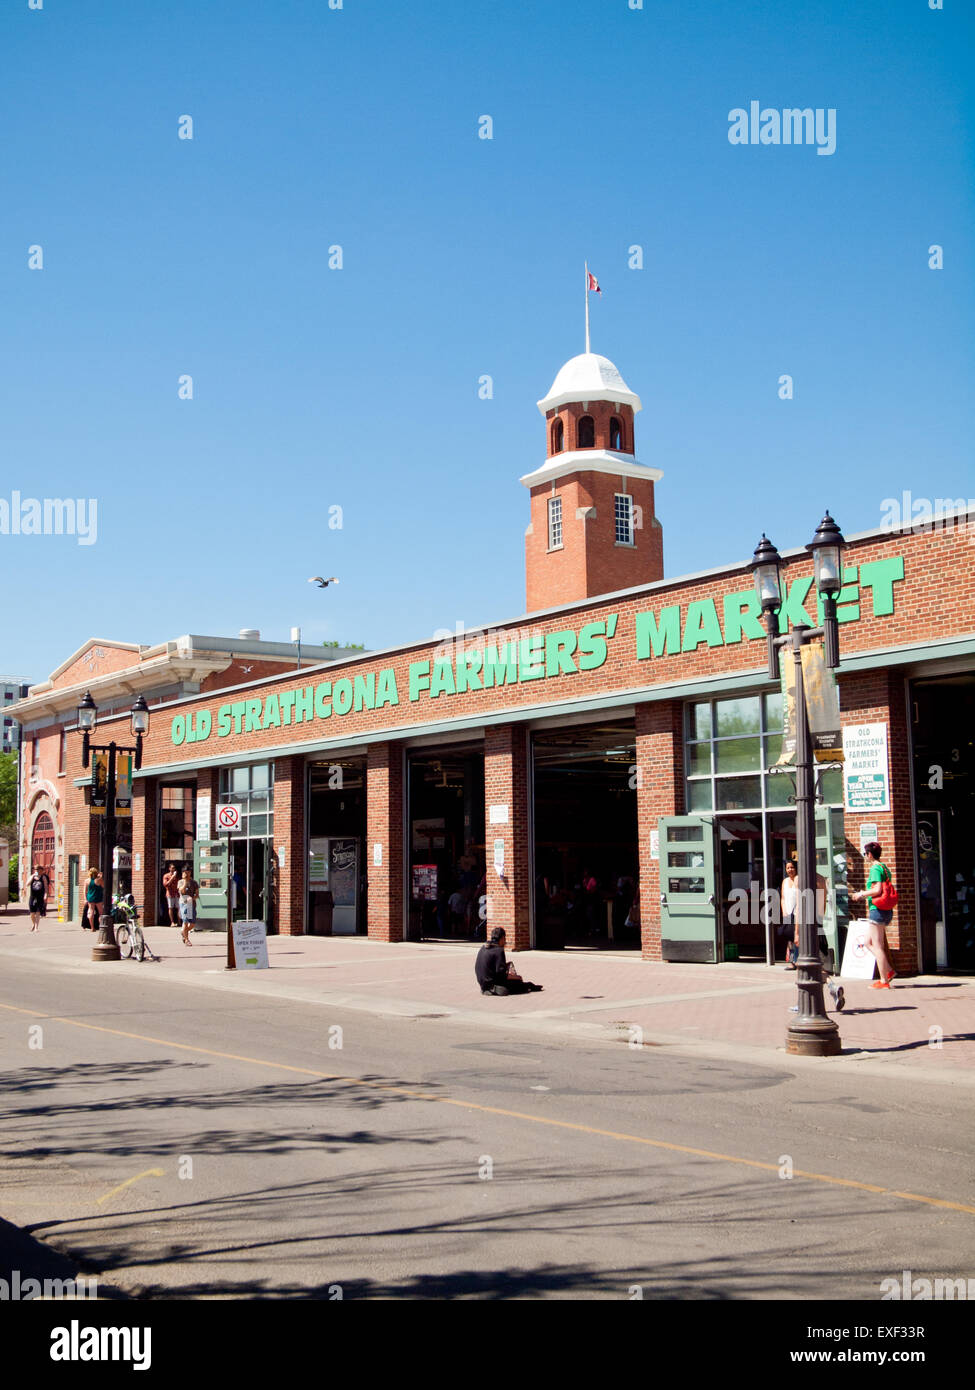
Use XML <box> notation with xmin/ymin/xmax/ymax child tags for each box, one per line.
<box><xmin>216</xmin><ymin>803</ymin><xmax>241</xmax><ymax>833</ymax></box>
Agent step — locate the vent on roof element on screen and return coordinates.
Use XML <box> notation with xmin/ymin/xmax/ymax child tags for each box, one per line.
<box><xmin>238</xmin><ymin>629</ymin><xmax>260</xmax><ymax>640</ymax></box>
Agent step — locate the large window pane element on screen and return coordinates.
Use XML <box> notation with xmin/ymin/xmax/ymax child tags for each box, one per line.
<box><xmin>819</xmin><ymin>768</ymin><xmax>843</xmax><ymax>805</ymax></box>
<box><xmin>232</xmin><ymin>766</ymin><xmax>250</xmax><ymax>793</ymax></box>
<box><xmin>715</xmin><ymin>776</ymin><xmax>761</xmax><ymax>810</ymax></box>
<box><xmin>691</xmin><ymin>703</ymin><xmax>712</xmax><ymax>740</ymax></box>
<box><xmin>251</xmin><ymin>763</ymin><xmax>270</xmax><ymax>790</ymax></box>
<box><xmin>764</xmin><ymin>733</ymin><xmax>783</xmax><ymax>766</ymax></box>
<box><xmin>688</xmin><ymin>743</ymin><xmax>711</xmax><ymax>776</ymax></box>
<box><xmin>688</xmin><ymin>780</ymin><xmax>713</xmax><ymax>811</ymax></box>
<box><xmin>715</xmin><ymin>737</ymin><xmax>761</xmax><ymax>774</ymax></box>
<box><xmin>765</xmin><ymin>772</ymin><xmax>795</xmax><ymax>808</ymax></box>
<box><xmin>764</xmin><ymin>691</ymin><xmax>783</xmax><ymax>731</ymax></box>
<box><xmin>715</xmin><ymin>696</ymin><xmax>761</xmax><ymax>737</ymax></box>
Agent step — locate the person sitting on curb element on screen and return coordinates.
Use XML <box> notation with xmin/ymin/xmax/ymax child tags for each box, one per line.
<box><xmin>475</xmin><ymin>927</ymin><xmax>543</xmax><ymax>995</ymax></box>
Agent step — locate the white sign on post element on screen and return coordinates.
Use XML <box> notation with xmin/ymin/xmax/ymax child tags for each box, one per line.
<box><xmin>493</xmin><ymin>838</ymin><xmax>505</xmax><ymax>876</ymax></box>
<box><xmin>216</xmin><ymin>802</ymin><xmax>242</xmax><ymax>833</ymax></box>
<box><xmin>489</xmin><ymin>804</ymin><xmax>509</xmax><ymax>825</ymax></box>
<box><xmin>196</xmin><ymin>793</ymin><xmax>212</xmax><ymax>841</ymax></box>
<box><xmin>232</xmin><ymin>920</ymin><xmax>269</xmax><ymax>970</ymax></box>
<box><xmin>843</xmin><ymin>724</ymin><xmax>890</xmax><ymax>813</ymax></box>
<box><xmin>373</xmin><ymin>843</ymin><xmax>382</xmax><ymax>866</ymax></box>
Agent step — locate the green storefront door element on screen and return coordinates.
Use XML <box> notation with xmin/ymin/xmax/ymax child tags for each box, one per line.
<box><xmin>658</xmin><ymin>816</ymin><xmax>719</xmax><ymax>963</ymax></box>
<box><xmin>193</xmin><ymin>839</ymin><xmax>230</xmax><ymax>923</ymax></box>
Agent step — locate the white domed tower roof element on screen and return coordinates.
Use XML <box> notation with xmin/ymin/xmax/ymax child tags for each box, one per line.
<box><xmin>537</xmin><ymin>352</ymin><xmax>642</xmax><ymax>416</ymax></box>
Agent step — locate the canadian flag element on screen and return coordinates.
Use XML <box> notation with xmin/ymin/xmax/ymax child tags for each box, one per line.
<box><xmin>587</xmin><ymin>271</ymin><xmax>602</xmax><ymax>295</ymax></box>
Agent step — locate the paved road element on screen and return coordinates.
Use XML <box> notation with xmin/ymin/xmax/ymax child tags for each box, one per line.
<box><xmin>1</xmin><ymin>955</ymin><xmax>973</xmax><ymax>1300</ymax></box>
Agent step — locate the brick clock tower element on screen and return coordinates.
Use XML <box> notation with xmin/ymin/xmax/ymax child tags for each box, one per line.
<box><xmin>522</xmin><ymin>352</ymin><xmax>664</xmax><ymax>612</ymax></box>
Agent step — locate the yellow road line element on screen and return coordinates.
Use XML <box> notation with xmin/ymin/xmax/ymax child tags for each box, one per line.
<box><xmin>96</xmin><ymin>1169</ymin><xmax>166</xmax><ymax>1207</ymax></box>
<box><xmin>4</xmin><ymin>1001</ymin><xmax>975</xmax><ymax>1216</ymax></box>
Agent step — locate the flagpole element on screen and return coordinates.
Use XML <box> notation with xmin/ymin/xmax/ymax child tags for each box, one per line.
<box><xmin>584</xmin><ymin>261</ymin><xmax>591</xmax><ymax>354</ymax></box>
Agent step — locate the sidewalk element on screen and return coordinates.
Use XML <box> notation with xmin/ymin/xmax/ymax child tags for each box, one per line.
<box><xmin>2</xmin><ymin>907</ymin><xmax>973</xmax><ymax>1083</ymax></box>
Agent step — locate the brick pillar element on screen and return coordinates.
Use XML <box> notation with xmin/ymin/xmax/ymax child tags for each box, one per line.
<box><xmin>635</xmin><ymin>700</ymin><xmax>685</xmax><ymax>961</ymax></box>
<box><xmin>366</xmin><ymin>742</ymin><xmax>404</xmax><ymax>942</ymax></box>
<box><xmin>839</xmin><ymin>670</ymin><xmax>918</xmax><ymax>973</ymax></box>
<box><xmin>273</xmin><ymin>755</ymin><xmax>306</xmax><ymax>936</ymax></box>
<box><xmin>483</xmin><ymin>725</ymin><xmax>530</xmax><ymax>950</ymax></box>
<box><xmin>131</xmin><ymin>776</ymin><xmax>158</xmax><ymax>925</ymax></box>
<box><xmin>196</xmin><ymin>768</ymin><xmax>219</xmax><ymax>840</ymax></box>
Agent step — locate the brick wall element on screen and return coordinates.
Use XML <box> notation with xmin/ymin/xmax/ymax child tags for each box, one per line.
<box><xmin>366</xmin><ymin>742</ymin><xmax>404</xmax><ymax>942</ymax></box>
<box><xmin>483</xmin><ymin>725</ymin><xmax>531</xmax><ymax>950</ymax></box>
<box><xmin>839</xmin><ymin>669</ymin><xmax>917</xmax><ymax>972</ymax></box>
<box><xmin>635</xmin><ymin>701</ymin><xmax>685</xmax><ymax>960</ymax></box>
<box><xmin>273</xmin><ymin>756</ymin><xmax>305</xmax><ymax>936</ymax></box>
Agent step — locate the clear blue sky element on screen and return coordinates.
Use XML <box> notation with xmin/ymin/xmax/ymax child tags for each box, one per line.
<box><xmin>2</xmin><ymin>0</ymin><xmax>972</xmax><ymax>682</ymax></box>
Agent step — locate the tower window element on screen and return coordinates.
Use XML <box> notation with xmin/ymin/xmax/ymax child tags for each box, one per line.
<box><xmin>610</xmin><ymin>417</ymin><xmax>623</xmax><ymax>451</ymax></box>
<box><xmin>615</xmin><ymin>493</ymin><xmax>634</xmax><ymax>545</ymax></box>
<box><xmin>551</xmin><ymin>417</ymin><xmax>564</xmax><ymax>453</ymax></box>
<box><xmin>548</xmin><ymin>496</ymin><xmax>563</xmax><ymax>550</ymax></box>
<box><xmin>577</xmin><ymin>415</ymin><xmax>595</xmax><ymax>449</ymax></box>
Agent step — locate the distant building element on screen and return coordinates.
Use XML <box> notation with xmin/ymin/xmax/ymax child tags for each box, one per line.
<box><xmin>11</xmin><ymin>633</ymin><xmax>366</xmax><ymax>909</ymax></box>
<box><xmin>1</xmin><ymin>676</ymin><xmax>31</xmax><ymax>755</ymax></box>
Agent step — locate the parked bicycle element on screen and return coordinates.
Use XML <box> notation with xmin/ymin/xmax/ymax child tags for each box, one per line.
<box><xmin>112</xmin><ymin>894</ymin><xmax>157</xmax><ymax>962</ymax></box>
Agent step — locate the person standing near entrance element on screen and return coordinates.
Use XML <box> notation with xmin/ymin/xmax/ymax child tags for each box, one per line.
<box><xmin>177</xmin><ymin>865</ymin><xmax>198</xmax><ymax>945</ymax></box>
<box><xmin>853</xmin><ymin>842</ymin><xmax>897</xmax><ymax>989</ymax></box>
<box><xmin>27</xmin><ymin>865</ymin><xmax>47</xmax><ymax>932</ymax></box>
<box><xmin>162</xmin><ymin>863</ymin><xmax>180</xmax><ymax>927</ymax></box>
<box><xmin>781</xmin><ymin>859</ymin><xmax>799</xmax><ymax>966</ymax></box>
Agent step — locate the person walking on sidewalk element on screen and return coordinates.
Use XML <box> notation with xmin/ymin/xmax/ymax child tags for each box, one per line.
<box><xmin>27</xmin><ymin>866</ymin><xmax>47</xmax><ymax>932</ymax></box>
<box><xmin>177</xmin><ymin>866</ymin><xmax>199</xmax><ymax>946</ymax></box>
<box><xmin>852</xmin><ymin>841</ymin><xmax>896</xmax><ymax>989</ymax></box>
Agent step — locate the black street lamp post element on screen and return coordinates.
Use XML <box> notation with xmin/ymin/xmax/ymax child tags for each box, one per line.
<box><xmin>752</xmin><ymin>514</ymin><xmax>845</xmax><ymax>1058</ymax></box>
<box><xmin>78</xmin><ymin>692</ymin><xmax>150</xmax><ymax>964</ymax></box>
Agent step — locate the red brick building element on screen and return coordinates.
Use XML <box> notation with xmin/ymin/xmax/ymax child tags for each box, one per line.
<box><xmin>36</xmin><ymin>350</ymin><xmax>975</xmax><ymax>973</ymax></box>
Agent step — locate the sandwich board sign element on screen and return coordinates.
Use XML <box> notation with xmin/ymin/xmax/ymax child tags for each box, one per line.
<box><xmin>231</xmin><ymin>920</ymin><xmax>269</xmax><ymax>970</ymax></box>
<box><xmin>839</xmin><ymin>918</ymin><xmax>878</xmax><ymax>981</ymax></box>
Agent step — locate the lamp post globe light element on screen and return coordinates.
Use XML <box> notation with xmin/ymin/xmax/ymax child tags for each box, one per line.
<box><xmin>77</xmin><ymin>692</ymin><xmax>151</xmax><ymax>963</ymax></box>
<box><xmin>751</xmin><ymin>514</ymin><xmax>846</xmax><ymax>1058</ymax></box>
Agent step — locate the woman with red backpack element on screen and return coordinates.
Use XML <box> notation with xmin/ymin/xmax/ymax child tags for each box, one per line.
<box><xmin>853</xmin><ymin>841</ymin><xmax>897</xmax><ymax>989</ymax></box>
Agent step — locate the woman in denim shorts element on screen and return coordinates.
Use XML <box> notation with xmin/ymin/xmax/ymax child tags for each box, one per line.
<box><xmin>853</xmin><ymin>841</ymin><xmax>896</xmax><ymax>989</ymax></box>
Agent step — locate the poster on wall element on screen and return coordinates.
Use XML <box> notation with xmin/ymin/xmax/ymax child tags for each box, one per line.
<box><xmin>309</xmin><ymin>837</ymin><xmax>329</xmax><ymax>888</ymax></box>
<box><xmin>196</xmin><ymin>793</ymin><xmax>211</xmax><ymax>842</ymax></box>
<box><xmin>329</xmin><ymin>839</ymin><xmax>358</xmax><ymax>907</ymax></box>
<box><xmin>843</xmin><ymin>723</ymin><xmax>890</xmax><ymax>813</ymax></box>
<box><xmin>412</xmin><ymin>863</ymin><xmax>437</xmax><ymax>901</ymax></box>
<box><xmin>90</xmin><ymin>752</ymin><xmax>109</xmax><ymax>816</ymax></box>
<box><xmin>412</xmin><ymin>818</ymin><xmax>445</xmax><ymax>852</ymax></box>
<box><xmin>114</xmin><ymin>753</ymin><xmax>133</xmax><ymax>818</ymax></box>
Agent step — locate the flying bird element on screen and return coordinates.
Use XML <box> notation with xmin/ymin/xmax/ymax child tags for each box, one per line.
<box><xmin>308</xmin><ymin>577</ymin><xmax>340</xmax><ymax>587</ymax></box>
